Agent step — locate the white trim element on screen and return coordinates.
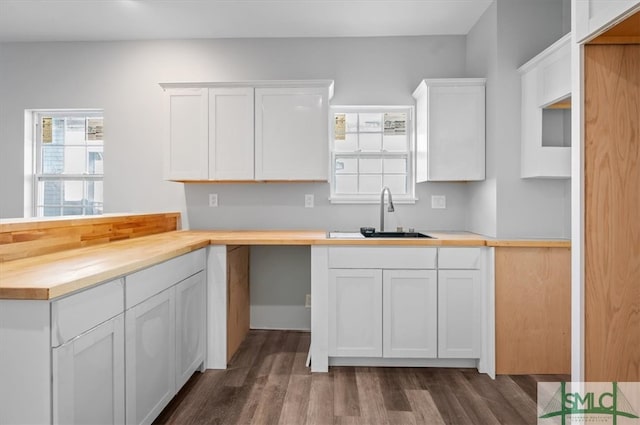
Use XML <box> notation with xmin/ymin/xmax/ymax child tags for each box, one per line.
<box><xmin>159</xmin><ymin>80</ymin><xmax>335</xmax><ymax>99</ymax></box>
<box><xmin>328</xmin><ymin>197</ymin><xmax>418</xmax><ymax>205</ymax></box>
<box><xmin>571</xmin><ymin>4</ymin><xmax>586</xmax><ymax>382</ymax></box>
<box><xmin>329</xmin><ymin>357</ymin><xmax>478</xmax><ymax>368</ymax></box>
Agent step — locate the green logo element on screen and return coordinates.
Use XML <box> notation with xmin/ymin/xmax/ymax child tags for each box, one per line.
<box><xmin>539</xmin><ymin>382</ymin><xmax>639</xmax><ymax>425</ymax></box>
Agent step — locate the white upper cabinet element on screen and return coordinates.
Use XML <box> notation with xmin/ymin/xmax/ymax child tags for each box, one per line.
<box><xmin>255</xmin><ymin>87</ymin><xmax>330</xmax><ymax>180</ymax></box>
<box><xmin>519</xmin><ymin>34</ymin><xmax>571</xmax><ymax>179</ymax></box>
<box><xmin>209</xmin><ymin>88</ymin><xmax>255</xmax><ymax>180</ymax></box>
<box><xmin>575</xmin><ymin>0</ymin><xmax>640</xmax><ymax>42</ymax></box>
<box><xmin>413</xmin><ymin>79</ymin><xmax>486</xmax><ymax>182</ymax></box>
<box><xmin>161</xmin><ymin>81</ymin><xmax>333</xmax><ymax>182</ymax></box>
<box><xmin>164</xmin><ymin>88</ymin><xmax>209</xmax><ymax>180</ymax></box>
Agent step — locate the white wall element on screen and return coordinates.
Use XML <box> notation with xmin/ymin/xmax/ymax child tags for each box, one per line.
<box><xmin>0</xmin><ymin>36</ymin><xmax>469</xmax><ymax>226</ymax></box>
<box><xmin>465</xmin><ymin>0</ymin><xmax>571</xmax><ymax>239</ymax></box>
<box><xmin>0</xmin><ymin>35</ymin><xmax>469</xmax><ymax>329</ymax></box>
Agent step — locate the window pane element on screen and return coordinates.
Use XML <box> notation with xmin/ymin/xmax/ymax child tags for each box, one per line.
<box><xmin>335</xmin><ymin>157</ymin><xmax>358</xmax><ymax>174</ymax></box>
<box><xmin>383</xmin><ymin>175</ymin><xmax>407</xmax><ymax>195</ymax></box>
<box><xmin>335</xmin><ymin>175</ymin><xmax>358</xmax><ymax>194</ymax></box>
<box><xmin>86</xmin><ymin>118</ymin><xmax>103</xmax><ymax>143</ymax></box>
<box><xmin>65</xmin><ymin>147</ymin><xmax>87</xmax><ymax>174</ymax></box>
<box><xmin>41</xmin><ymin>146</ymin><xmax>64</xmax><ymax>174</ymax></box>
<box><xmin>64</xmin><ymin>180</ymin><xmax>83</xmax><ymax>202</ymax></box>
<box><xmin>359</xmin><ymin>158</ymin><xmax>383</xmax><ymax>174</ymax></box>
<box><xmin>359</xmin><ymin>133</ymin><xmax>382</xmax><ymax>152</ymax></box>
<box><xmin>359</xmin><ymin>113</ymin><xmax>382</xmax><ymax>133</ymax></box>
<box><xmin>334</xmin><ymin>133</ymin><xmax>358</xmax><ymax>152</ymax></box>
<box><xmin>383</xmin><ymin>112</ymin><xmax>407</xmax><ymax>135</ymax></box>
<box><xmin>87</xmin><ymin>180</ymin><xmax>104</xmax><ymax>204</ymax></box>
<box><xmin>345</xmin><ymin>113</ymin><xmax>358</xmax><ymax>132</ymax></box>
<box><xmin>384</xmin><ymin>158</ymin><xmax>407</xmax><ymax>174</ymax></box>
<box><xmin>43</xmin><ymin>206</ymin><xmax>61</xmax><ymax>217</ymax></box>
<box><xmin>88</xmin><ymin>148</ymin><xmax>104</xmax><ymax>174</ymax></box>
<box><xmin>65</xmin><ymin>118</ymin><xmax>86</xmax><ymax>144</ymax></box>
<box><xmin>40</xmin><ymin>180</ymin><xmax>62</xmax><ymax>207</ymax></box>
<box><xmin>383</xmin><ymin>134</ymin><xmax>408</xmax><ymax>152</ymax></box>
<box><xmin>359</xmin><ymin>175</ymin><xmax>383</xmax><ymax>194</ymax></box>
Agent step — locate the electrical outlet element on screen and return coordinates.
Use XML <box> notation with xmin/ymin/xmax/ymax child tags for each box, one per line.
<box><xmin>431</xmin><ymin>195</ymin><xmax>446</xmax><ymax>209</ymax></box>
<box><xmin>305</xmin><ymin>294</ymin><xmax>311</xmax><ymax>308</ymax></box>
<box><xmin>209</xmin><ymin>193</ymin><xmax>218</xmax><ymax>207</ymax></box>
<box><xmin>305</xmin><ymin>194</ymin><xmax>314</xmax><ymax>208</ymax></box>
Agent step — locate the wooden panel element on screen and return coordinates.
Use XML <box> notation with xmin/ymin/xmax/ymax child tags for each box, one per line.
<box><xmin>495</xmin><ymin>247</ymin><xmax>571</xmax><ymax>374</ymax></box>
<box><xmin>590</xmin><ymin>10</ymin><xmax>640</xmax><ymax>44</ymax></box>
<box><xmin>0</xmin><ymin>213</ymin><xmax>180</xmax><ymax>262</ymax></box>
<box><xmin>0</xmin><ymin>232</ymin><xmax>210</xmax><ymax>300</ymax></box>
<box><xmin>227</xmin><ymin>245</ymin><xmax>250</xmax><ymax>362</ymax></box>
<box><xmin>584</xmin><ymin>44</ymin><xmax>640</xmax><ymax>381</ymax></box>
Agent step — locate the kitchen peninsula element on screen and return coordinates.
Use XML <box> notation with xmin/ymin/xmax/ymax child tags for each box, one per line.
<box><xmin>0</xmin><ymin>213</ymin><xmax>570</xmax><ymax>425</ymax></box>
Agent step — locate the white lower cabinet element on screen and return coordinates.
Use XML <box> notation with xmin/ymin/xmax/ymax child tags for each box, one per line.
<box><xmin>438</xmin><ymin>269</ymin><xmax>481</xmax><ymax>358</ymax></box>
<box><xmin>326</xmin><ymin>247</ymin><xmax>483</xmax><ymax>365</ymax></box>
<box><xmin>383</xmin><ymin>270</ymin><xmax>437</xmax><ymax>358</ymax></box>
<box><xmin>125</xmin><ymin>288</ymin><xmax>176</xmax><ymax>425</ymax></box>
<box><xmin>175</xmin><ymin>272</ymin><xmax>206</xmax><ymax>389</ymax></box>
<box><xmin>329</xmin><ymin>269</ymin><xmax>383</xmax><ymax>357</ymax></box>
<box><xmin>52</xmin><ymin>314</ymin><xmax>125</xmax><ymax>425</ymax></box>
<box><xmin>328</xmin><ymin>268</ymin><xmax>438</xmax><ymax>359</ymax></box>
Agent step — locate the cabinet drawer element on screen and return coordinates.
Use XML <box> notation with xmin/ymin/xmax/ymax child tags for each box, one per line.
<box><xmin>438</xmin><ymin>248</ymin><xmax>482</xmax><ymax>269</ymax></box>
<box><xmin>126</xmin><ymin>249</ymin><xmax>206</xmax><ymax>309</ymax></box>
<box><xmin>328</xmin><ymin>247</ymin><xmax>436</xmax><ymax>269</ymax></box>
<box><xmin>52</xmin><ymin>278</ymin><xmax>124</xmax><ymax>347</ymax></box>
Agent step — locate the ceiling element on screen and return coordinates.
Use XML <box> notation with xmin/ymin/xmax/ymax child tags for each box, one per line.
<box><xmin>0</xmin><ymin>0</ymin><xmax>493</xmax><ymax>42</ymax></box>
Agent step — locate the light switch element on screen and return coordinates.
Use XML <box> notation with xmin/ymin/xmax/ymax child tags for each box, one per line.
<box><xmin>431</xmin><ymin>195</ymin><xmax>446</xmax><ymax>209</ymax></box>
<box><xmin>209</xmin><ymin>193</ymin><xmax>218</xmax><ymax>207</ymax></box>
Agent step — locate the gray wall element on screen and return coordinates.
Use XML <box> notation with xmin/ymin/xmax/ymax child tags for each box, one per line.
<box><xmin>465</xmin><ymin>0</ymin><xmax>571</xmax><ymax>238</ymax></box>
<box><xmin>0</xmin><ymin>35</ymin><xmax>469</xmax><ymax>329</ymax></box>
<box><xmin>0</xmin><ymin>4</ymin><xmax>572</xmax><ymax>328</ymax></box>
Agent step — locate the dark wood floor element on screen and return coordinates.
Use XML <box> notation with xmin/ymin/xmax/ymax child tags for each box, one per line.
<box><xmin>154</xmin><ymin>330</ymin><xmax>568</xmax><ymax>425</ymax></box>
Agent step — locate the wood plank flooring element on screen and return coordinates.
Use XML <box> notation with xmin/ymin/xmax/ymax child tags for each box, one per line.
<box><xmin>154</xmin><ymin>330</ymin><xmax>568</xmax><ymax>425</ymax></box>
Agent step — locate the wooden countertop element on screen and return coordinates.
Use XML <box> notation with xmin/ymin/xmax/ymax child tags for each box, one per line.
<box><xmin>0</xmin><ymin>230</ymin><xmax>570</xmax><ymax>300</ymax></box>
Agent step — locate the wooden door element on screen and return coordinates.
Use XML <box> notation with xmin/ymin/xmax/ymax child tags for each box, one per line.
<box><xmin>585</xmin><ymin>43</ymin><xmax>640</xmax><ymax>381</ymax></box>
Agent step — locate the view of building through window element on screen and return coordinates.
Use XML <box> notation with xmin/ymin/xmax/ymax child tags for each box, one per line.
<box><xmin>34</xmin><ymin>111</ymin><xmax>104</xmax><ymax>216</ymax></box>
<box><xmin>331</xmin><ymin>106</ymin><xmax>414</xmax><ymax>202</ymax></box>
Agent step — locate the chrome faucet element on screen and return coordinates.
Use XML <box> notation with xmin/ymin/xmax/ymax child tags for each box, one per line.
<box><xmin>379</xmin><ymin>186</ymin><xmax>395</xmax><ymax>232</ymax></box>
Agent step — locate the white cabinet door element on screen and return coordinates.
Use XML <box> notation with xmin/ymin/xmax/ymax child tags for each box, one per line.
<box><xmin>165</xmin><ymin>88</ymin><xmax>209</xmax><ymax>180</ymax></box>
<box><xmin>125</xmin><ymin>288</ymin><xmax>176</xmax><ymax>425</ymax></box>
<box><xmin>576</xmin><ymin>0</ymin><xmax>640</xmax><ymax>42</ymax></box>
<box><xmin>255</xmin><ymin>87</ymin><xmax>329</xmax><ymax>181</ymax></box>
<box><xmin>208</xmin><ymin>87</ymin><xmax>254</xmax><ymax>180</ymax></box>
<box><xmin>519</xmin><ymin>35</ymin><xmax>571</xmax><ymax>179</ymax></box>
<box><xmin>438</xmin><ymin>270</ymin><xmax>481</xmax><ymax>358</ymax></box>
<box><xmin>53</xmin><ymin>314</ymin><xmax>125</xmax><ymax>425</ymax></box>
<box><xmin>175</xmin><ymin>271</ymin><xmax>206</xmax><ymax>389</ymax></box>
<box><xmin>383</xmin><ymin>270</ymin><xmax>437</xmax><ymax>358</ymax></box>
<box><xmin>413</xmin><ymin>79</ymin><xmax>485</xmax><ymax>182</ymax></box>
<box><xmin>328</xmin><ymin>269</ymin><xmax>382</xmax><ymax>357</ymax></box>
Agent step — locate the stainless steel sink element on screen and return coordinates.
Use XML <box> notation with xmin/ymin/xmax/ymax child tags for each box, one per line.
<box><xmin>327</xmin><ymin>230</ymin><xmax>435</xmax><ymax>239</ymax></box>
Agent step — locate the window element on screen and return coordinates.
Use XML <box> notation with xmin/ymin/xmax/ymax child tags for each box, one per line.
<box><xmin>32</xmin><ymin>111</ymin><xmax>104</xmax><ymax>216</ymax></box>
<box><xmin>330</xmin><ymin>106</ymin><xmax>415</xmax><ymax>203</ymax></box>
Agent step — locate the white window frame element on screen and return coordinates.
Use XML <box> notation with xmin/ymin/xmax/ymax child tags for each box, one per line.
<box><xmin>329</xmin><ymin>105</ymin><xmax>416</xmax><ymax>204</ymax></box>
<box><xmin>30</xmin><ymin>110</ymin><xmax>104</xmax><ymax>217</ymax></box>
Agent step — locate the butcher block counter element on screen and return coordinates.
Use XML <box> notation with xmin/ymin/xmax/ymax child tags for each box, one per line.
<box><xmin>0</xmin><ymin>216</ymin><xmax>569</xmax><ymax>300</ymax></box>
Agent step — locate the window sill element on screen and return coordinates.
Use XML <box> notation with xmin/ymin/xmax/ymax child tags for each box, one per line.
<box><xmin>329</xmin><ymin>197</ymin><xmax>418</xmax><ymax>205</ymax></box>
